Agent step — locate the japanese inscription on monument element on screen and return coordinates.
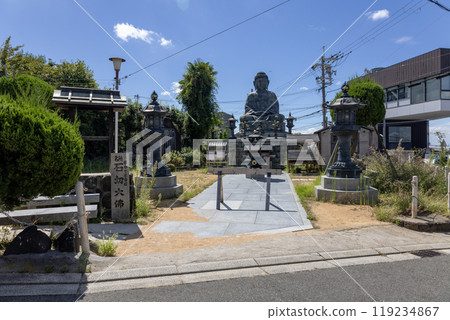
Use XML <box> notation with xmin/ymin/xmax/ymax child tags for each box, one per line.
<box><xmin>110</xmin><ymin>153</ymin><xmax>130</xmax><ymax>220</ymax></box>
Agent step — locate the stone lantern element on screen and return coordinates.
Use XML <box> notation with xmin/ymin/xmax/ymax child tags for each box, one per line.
<box><xmin>326</xmin><ymin>82</ymin><xmax>364</xmax><ymax>178</ymax></box>
<box><xmin>143</xmin><ymin>91</ymin><xmax>167</xmax><ymax>133</ymax></box>
<box><xmin>314</xmin><ymin>82</ymin><xmax>378</xmax><ymax>205</ymax></box>
<box><xmin>141</xmin><ymin>91</ymin><xmax>171</xmax><ymax>177</ymax></box>
<box><xmin>228</xmin><ymin>114</ymin><xmax>237</xmax><ymax>139</ymax></box>
<box><xmin>286</xmin><ymin>112</ymin><xmax>296</xmax><ymax>134</ymax></box>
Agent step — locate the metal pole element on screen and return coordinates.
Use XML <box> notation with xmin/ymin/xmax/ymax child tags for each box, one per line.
<box><xmin>265</xmin><ymin>172</ymin><xmax>272</xmax><ymax>211</ymax></box>
<box><xmin>217</xmin><ymin>171</ymin><xmax>222</xmax><ymax>210</ymax></box>
<box><xmin>411</xmin><ymin>176</ymin><xmax>418</xmax><ymax>218</ymax></box>
<box><xmin>115</xmin><ymin>70</ymin><xmax>119</xmax><ymax>153</ymax></box>
<box><xmin>447</xmin><ymin>173</ymin><xmax>450</xmax><ymax>214</ymax></box>
<box><xmin>321</xmin><ymin>46</ymin><xmax>327</xmax><ymax>129</ymax></box>
<box><xmin>76</xmin><ymin>181</ymin><xmax>90</xmax><ymax>254</ymax></box>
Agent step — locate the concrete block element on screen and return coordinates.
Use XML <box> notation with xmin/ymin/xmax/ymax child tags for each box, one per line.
<box><xmin>180</xmin><ymin>267</ymin><xmax>266</xmax><ymax>284</ymax></box>
<box><xmin>177</xmin><ymin>258</ymin><xmax>258</xmax><ymax>274</ymax></box>
<box><xmin>261</xmin><ymin>261</ymin><xmax>335</xmax><ymax>275</ymax></box>
<box><xmin>321</xmin><ymin>175</ymin><xmax>371</xmax><ymax>191</ymax></box>
<box><xmin>328</xmin><ymin>255</ymin><xmax>389</xmax><ymax>267</ymax></box>
<box><xmin>255</xmin><ymin>253</ymin><xmax>324</xmax><ymax>266</ymax></box>
<box><xmin>0</xmin><ymin>284</ymin><xmax>80</xmax><ymax>297</ymax></box>
<box><xmin>83</xmin><ymin>275</ymin><xmax>182</xmax><ymax>294</ymax></box>
<box><xmin>86</xmin><ymin>265</ymin><xmax>178</xmax><ymax>282</ymax></box>
<box><xmin>314</xmin><ymin>185</ymin><xmax>378</xmax><ymax>205</ymax></box>
<box><xmin>318</xmin><ymin>248</ymin><xmax>379</xmax><ymax>260</ymax></box>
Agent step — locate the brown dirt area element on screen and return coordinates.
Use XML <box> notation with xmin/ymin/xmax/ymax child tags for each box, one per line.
<box><xmin>115</xmin><ymin>172</ymin><xmax>389</xmax><ymax>256</ymax></box>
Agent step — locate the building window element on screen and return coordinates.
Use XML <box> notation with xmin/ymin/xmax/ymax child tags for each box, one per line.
<box><xmin>411</xmin><ymin>82</ymin><xmax>425</xmax><ymax>104</ymax></box>
<box><xmin>442</xmin><ymin>75</ymin><xmax>450</xmax><ymax>100</ymax></box>
<box><xmin>398</xmin><ymin>85</ymin><xmax>408</xmax><ymax>99</ymax></box>
<box><xmin>389</xmin><ymin>126</ymin><xmax>412</xmax><ymax>149</ymax></box>
<box><xmin>387</xmin><ymin>88</ymin><xmax>397</xmax><ymax>102</ymax></box>
<box><xmin>426</xmin><ymin>78</ymin><xmax>440</xmax><ymax>101</ymax></box>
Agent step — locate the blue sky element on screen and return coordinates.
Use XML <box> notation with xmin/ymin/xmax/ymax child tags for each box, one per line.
<box><xmin>1</xmin><ymin>0</ymin><xmax>449</xmax><ymax>144</ymax></box>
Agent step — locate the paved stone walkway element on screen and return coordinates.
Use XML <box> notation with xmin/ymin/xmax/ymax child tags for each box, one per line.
<box><xmin>151</xmin><ymin>172</ymin><xmax>313</xmax><ymax>237</ymax></box>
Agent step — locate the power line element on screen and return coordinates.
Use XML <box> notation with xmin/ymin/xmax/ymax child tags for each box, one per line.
<box><xmin>121</xmin><ymin>0</ymin><xmax>292</xmax><ymax>80</ymax></box>
<box><xmin>427</xmin><ymin>0</ymin><xmax>450</xmax><ymax>11</ymax></box>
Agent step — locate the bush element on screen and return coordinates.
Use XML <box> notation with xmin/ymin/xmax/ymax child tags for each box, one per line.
<box><xmin>0</xmin><ymin>95</ymin><xmax>84</xmax><ymax>209</ymax></box>
<box><xmin>162</xmin><ymin>150</ymin><xmax>184</xmax><ymax>168</ymax></box>
<box><xmin>95</xmin><ymin>232</ymin><xmax>118</xmax><ymax>257</ymax></box>
<box><xmin>0</xmin><ymin>74</ymin><xmax>54</xmax><ymax>108</ymax></box>
<box><xmin>362</xmin><ymin>147</ymin><xmax>446</xmax><ymax>195</ymax></box>
<box><xmin>180</xmin><ymin>147</ymin><xmax>193</xmax><ymax>167</ymax></box>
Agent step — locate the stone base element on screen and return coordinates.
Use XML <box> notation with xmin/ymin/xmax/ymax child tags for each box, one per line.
<box><xmin>314</xmin><ymin>185</ymin><xmax>378</xmax><ymax>205</ymax></box>
<box><xmin>135</xmin><ymin>176</ymin><xmax>183</xmax><ymax>200</ymax></box>
<box><xmin>315</xmin><ymin>175</ymin><xmax>378</xmax><ymax>205</ymax></box>
<box><xmin>321</xmin><ymin>175</ymin><xmax>371</xmax><ymax>191</ymax></box>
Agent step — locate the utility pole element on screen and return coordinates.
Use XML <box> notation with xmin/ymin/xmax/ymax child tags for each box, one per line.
<box><xmin>312</xmin><ymin>47</ymin><xmax>342</xmax><ymax>129</ymax></box>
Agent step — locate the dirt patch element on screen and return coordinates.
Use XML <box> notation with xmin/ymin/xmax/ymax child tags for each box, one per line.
<box><xmin>113</xmin><ymin>171</ymin><xmax>387</xmax><ymax>256</ymax></box>
<box><xmin>307</xmin><ymin>201</ymin><xmax>389</xmax><ymax>231</ymax></box>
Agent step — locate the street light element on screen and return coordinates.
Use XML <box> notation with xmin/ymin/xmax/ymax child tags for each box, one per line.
<box><xmin>109</xmin><ymin>57</ymin><xmax>126</xmax><ymax>153</ymax></box>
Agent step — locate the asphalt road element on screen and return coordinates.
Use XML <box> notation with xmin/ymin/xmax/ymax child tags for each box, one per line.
<box><xmin>2</xmin><ymin>254</ymin><xmax>449</xmax><ymax>302</ymax></box>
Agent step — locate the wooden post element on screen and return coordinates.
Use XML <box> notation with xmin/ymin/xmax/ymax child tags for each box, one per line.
<box><xmin>411</xmin><ymin>176</ymin><xmax>418</xmax><ymax>218</ymax></box>
<box><xmin>445</xmin><ymin>166</ymin><xmax>449</xmax><ymax>183</ymax></box>
<box><xmin>217</xmin><ymin>171</ymin><xmax>223</xmax><ymax>210</ymax></box>
<box><xmin>265</xmin><ymin>172</ymin><xmax>272</xmax><ymax>211</ymax></box>
<box><xmin>447</xmin><ymin>173</ymin><xmax>450</xmax><ymax>214</ymax></box>
<box><xmin>76</xmin><ymin>181</ymin><xmax>90</xmax><ymax>254</ymax></box>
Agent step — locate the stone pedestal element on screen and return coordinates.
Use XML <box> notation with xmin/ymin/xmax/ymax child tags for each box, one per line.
<box><xmin>135</xmin><ymin>175</ymin><xmax>183</xmax><ymax>200</ymax></box>
<box><xmin>314</xmin><ymin>175</ymin><xmax>378</xmax><ymax>205</ymax></box>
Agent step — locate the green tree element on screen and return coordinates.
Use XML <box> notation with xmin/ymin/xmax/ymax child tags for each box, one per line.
<box><xmin>0</xmin><ymin>36</ymin><xmax>97</xmax><ymax>88</ymax></box>
<box><xmin>177</xmin><ymin>59</ymin><xmax>219</xmax><ymax>143</ymax></box>
<box><xmin>0</xmin><ymin>94</ymin><xmax>84</xmax><ymax>210</ymax></box>
<box><xmin>0</xmin><ymin>36</ymin><xmax>23</xmax><ymax>78</ymax></box>
<box><xmin>119</xmin><ymin>98</ymin><xmax>145</xmax><ymax>152</ymax></box>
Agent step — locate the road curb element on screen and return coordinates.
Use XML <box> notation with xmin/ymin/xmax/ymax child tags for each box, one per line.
<box><xmin>1</xmin><ymin>242</ymin><xmax>449</xmax><ymax>294</ymax></box>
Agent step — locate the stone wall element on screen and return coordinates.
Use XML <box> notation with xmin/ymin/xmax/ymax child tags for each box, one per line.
<box><xmin>78</xmin><ymin>173</ymin><xmax>134</xmax><ymax>220</ymax></box>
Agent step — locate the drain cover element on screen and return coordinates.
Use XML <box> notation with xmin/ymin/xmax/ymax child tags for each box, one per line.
<box><xmin>410</xmin><ymin>250</ymin><xmax>442</xmax><ymax>258</ymax></box>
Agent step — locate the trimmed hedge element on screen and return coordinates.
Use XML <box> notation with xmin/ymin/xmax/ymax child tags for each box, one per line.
<box><xmin>0</xmin><ymin>74</ymin><xmax>54</xmax><ymax>108</ymax></box>
<box><xmin>0</xmin><ymin>95</ymin><xmax>84</xmax><ymax>209</ymax></box>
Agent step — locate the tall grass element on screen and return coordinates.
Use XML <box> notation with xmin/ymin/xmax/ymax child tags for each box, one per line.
<box><xmin>361</xmin><ymin>147</ymin><xmax>448</xmax><ymax>220</ymax></box>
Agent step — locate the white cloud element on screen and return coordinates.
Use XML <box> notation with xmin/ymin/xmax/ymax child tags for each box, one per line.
<box><xmin>308</xmin><ymin>25</ymin><xmax>325</xmax><ymax>32</ymax></box>
<box><xmin>368</xmin><ymin>9</ymin><xmax>389</xmax><ymax>21</ymax></box>
<box><xmin>161</xmin><ymin>91</ymin><xmax>171</xmax><ymax>96</ymax></box>
<box><xmin>114</xmin><ymin>22</ymin><xmax>172</xmax><ymax>47</ymax></box>
<box><xmin>429</xmin><ymin>123</ymin><xmax>450</xmax><ymax>146</ymax></box>
<box><xmin>171</xmin><ymin>82</ymin><xmax>181</xmax><ymax>94</ymax></box>
<box><xmin>300</xmin><ymin>86</ymin><xmax>309</xmax><ymax>91</ymax></box>
<box><xmin>160</xmin><ymin>37</ymin><xmax>173</xmax><ymax>47</ymax></box>
<box><xmin>301</xmin><ymin>127</ymin><xmax>319</xmax><ymax>134</ymax></box>
<box><xmin>335</xmin><ymin>81</ymin><xmax>342</xmax><ymax>86</ymax></box>
<box><xmin>395</xmin><ymin>36</ymin><xmax>413</xmax><ymax>44</ymax></box>
<box><xmin>114</xmin><ymin>23</ymin><xmax>155</xmax><ymax>44</ymax></box>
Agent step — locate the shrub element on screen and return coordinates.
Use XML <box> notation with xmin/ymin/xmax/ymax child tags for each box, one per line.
<box><xmin>0</xmin><ymin>95</ymin><xmax>84</xmax><ymax>209</ymax></box>
<box><xmin>162</xmin><ymin>150</ymin><xmax>184</xmax><ymax>168</ymax></box>
<box><xmin>95</xmin><ymin>232</ymin><xmax>118</xmax><ymax>257</ymax></box>
<box><xmin>181</xmin><ymin>147</ymin><xmax>193</xmax><ymax>167</ymax></box>
<box><xmin>0</xmin><ymin>74</ymin><xmax>54</xmax><ymax>108</ymax></box>
<box><xmin>167</xmin><ymin>163</ymin><xmax>176</xmax><ymax>172</ymax></box>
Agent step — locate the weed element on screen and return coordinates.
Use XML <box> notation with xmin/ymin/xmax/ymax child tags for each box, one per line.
<box><xmin>60</xmin><ymin>265</ymin><xmax>69</xmax><ymax>273</ymax></box>
<box><xmin>95</xmin><ymin>231</ymin><xmax>118</xmax><ymax>257</ymax></box>
<box><xmin>44</xmin><ymin>265</ymin><xmax>55</xmax><ymax>273</ymax></box>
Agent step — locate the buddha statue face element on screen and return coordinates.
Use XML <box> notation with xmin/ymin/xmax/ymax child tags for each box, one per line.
<box><xmin>253</xmin><ymin>73</ymin><xmax>269</xmax><ymax>92</ymax></box>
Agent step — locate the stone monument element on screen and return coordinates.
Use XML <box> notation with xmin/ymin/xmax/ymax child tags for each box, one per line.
<box><xmin>314</xmin><ymin>83</ymin><xmax>378</xmax><ymax>204</ymax></box>
<box><xmin>135</xmin><ymin>91</ymin><xmax>182</xmax><ymax>199</ymax></box>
